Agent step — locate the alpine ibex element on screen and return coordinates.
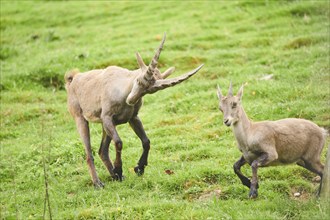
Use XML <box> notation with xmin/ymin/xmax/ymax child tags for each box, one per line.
<box><xmin>65</xmin><ymin>34</ymin><xmax>203</xmax><ymax>188</ymax></box>
<box><xmin>217</xmin><ymin>83</ymin><xmax>326</xmax><ymax>198</ymax></box>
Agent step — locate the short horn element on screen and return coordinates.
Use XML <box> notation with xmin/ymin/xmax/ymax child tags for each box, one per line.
<box><xmin>136</xmin><ymin>52</ymin><xmax>147</xmax><ymax>72</ymax></box>
<box><xmin>146</xmin><ymin>64</ymin><xmax>204</xmax><ymax>94</ymax></box>
<box><xmin>161</xmin><ymin>67</ymin><xmax>175</xmax><ymax>79</ymax></box>
<box><xmin>228</xmin><ymin>81</ymin><xmax>233</xmax><ymax>97</ymax></box>
<box><xmin>217</xmin><ymin>84</ymin><xmax>222</xmax><ymax>100</ymax></box>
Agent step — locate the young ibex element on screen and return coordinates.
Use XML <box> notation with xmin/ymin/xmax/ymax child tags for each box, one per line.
<box><xmin>217</xmin><ymin>83</ymin><xmax>326</xmax><ymax>198</ymax></box>
<box><xmin>65</xmin><ymin>34</ymin><xmax>203</xmax><ymax>188</ymax></box>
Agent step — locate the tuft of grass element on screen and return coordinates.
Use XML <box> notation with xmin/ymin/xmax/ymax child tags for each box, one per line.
<box><xmin>284</xmin><ymin>37</ymin><xmax>313</xmax><ymax>49</ymax></box>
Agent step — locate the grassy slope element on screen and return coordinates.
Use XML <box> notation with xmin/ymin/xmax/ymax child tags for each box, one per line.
<box><xmin>1</xmin><ymin>1</ymin><xmax>329</xmax><ymax>219</ymax></box>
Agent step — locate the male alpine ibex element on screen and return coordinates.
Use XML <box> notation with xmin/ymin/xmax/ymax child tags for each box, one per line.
<box><xmin>65</xmin><ymin>34</ymin><xmax>203</xmax><ymax>188</ymax></box>
<box><xmin>217</xmin><ymin>83</ymin><xmax>326</xmax><ymax>198</ymax></box>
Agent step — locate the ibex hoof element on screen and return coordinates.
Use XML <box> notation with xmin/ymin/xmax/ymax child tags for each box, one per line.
<box><xmin>134</xmin><ymin>166</ymin><xmax>144</xmax><ymax>176</ymax></box>
<box><xmin>249</xmin><ymin>189</ymin><xmax>258</xmax><ymax>199</ymax></box>
<box><xmin>113</xmin><ymin>167</ymin><xmax>123</xmax><ymax>181</ymax></box>
<box><xmin>93</xmin><ymin>180</ymin><xmax>105</xmax><ymax>189</ymax></box>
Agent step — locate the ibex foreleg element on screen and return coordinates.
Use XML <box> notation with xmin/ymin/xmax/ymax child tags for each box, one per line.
<box><xmin>129</xmin><ymin>116</ymin><xmax>150</xmax><ymax>175</ymax></box>
<box><xmin>233</xmin><ymin>156</ymin><xmax>251</xmax><ymax>188</ymax></box>
<box><xmin>102</xmin><ymin>116</ymin><xmax>123</xmax><ymax>181</ymax></box>
<box><xmin>249</xmin><ymin>152</ymin><xmax>276</xmax><ymax>199</ymax></box>
<box><xmin>98</xmin><ymin>127</ymin><xmax>116</xmax><ymax>179</ymax></box>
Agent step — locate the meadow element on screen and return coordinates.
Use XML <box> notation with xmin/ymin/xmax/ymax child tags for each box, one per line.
<box><xmin>0</xmin><ymin>1</ymin><xmax>329</xmax><ymax>219</ymax></box>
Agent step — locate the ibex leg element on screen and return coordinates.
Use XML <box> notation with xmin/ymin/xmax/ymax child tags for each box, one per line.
<box><xmin>301</xmin><ymin>159</ymin><xmax>324</xmax><ymax>177</ymax></box>
<box><xmin>102</xmin><ymin>116</ymin><xmax>123</xmax><ymax>181</ymax></box>
<box><xmin>98</xmin><ymin>127</ymin><xmax>116</xmax><ymax>179</ymax></box>
<box><xmin>129</xmin><ymin>116</ymin><xmax>150</xmax><ymax>175</ymax></box>
<box><xmin>299</xmin><ymin>159</ymin><xmax>324</xmax><ymax>196</ymax></box>
<box><xmin>249</xmin><ymin>152</ymin><xmax>277</xmax><ymax>198</ymax></box>
<box><xmin>75</xmin><ymin>116</ymin><xmax>104</xmax><ymax>188</ymax></box>
<box><xmin>233</xmin><ymin>156</ymin><xmax>253</xmax><ymax>188</ymax></box>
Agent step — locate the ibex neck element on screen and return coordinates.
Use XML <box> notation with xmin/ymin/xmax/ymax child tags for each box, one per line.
<box><xmin>132</xmin><ymin>69</ymin><xmax>143</xmax><ymax>76</ymax></box>
<box><xmin>232</xmin><ymin>106</ymin><xmax>251</xmax><ymax>146</ymax></box>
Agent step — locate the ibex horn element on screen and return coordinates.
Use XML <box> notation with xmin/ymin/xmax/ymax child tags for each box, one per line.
<box><xmin>145</xmin><ymin>33</ymin><xmax>166</xmax><ymax>80</ymax></box>
<box><xmin>161</xmin><ymin>67</ymin><xmax>175</xmax><ymax>79</ymax></box>
<box><xmin>228</xmin><ymin>81</ymin><xmax>233</xmax><ymax>97</ymax></box>
<box><xmin>146</xmin><ymin>64</ymin><xmax>204</xmax><ymax>94</ymax></box>
<box><xmin>217</xmin><ymin>85</ymin><xmax>223</xmax><ymax>100</ymax></box>
<box><xmin>136</xmin><ymin>52</ymin><xmax>147</xmax><ymax>72</ymax></box>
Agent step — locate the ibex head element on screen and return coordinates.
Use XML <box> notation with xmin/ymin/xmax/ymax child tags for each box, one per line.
<box><xmin>217</xmin><ymin>82</ymin><xmax>244</xmax><ymax>126</ymax></box>
<box><xmin>126</xmin><ymin>33</ymin><xmax>204</xmax><ymax>106</ymax></box>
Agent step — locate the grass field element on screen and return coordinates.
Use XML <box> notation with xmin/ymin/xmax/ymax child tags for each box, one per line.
<box><xmin>1</xmin><ymin>1</ymin><xmax>330</xmax><ymax>219</ymax></box>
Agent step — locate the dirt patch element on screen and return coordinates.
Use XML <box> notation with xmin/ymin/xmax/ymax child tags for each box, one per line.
<box><xmin>290</xmin><ymin>188</ymin><xmax>311</xmax><ymax>201</ymax></box>
<box><xmin>198</xmin><ymin>189</ymin><xmax>222</xmax><ymax>201</ymax></box>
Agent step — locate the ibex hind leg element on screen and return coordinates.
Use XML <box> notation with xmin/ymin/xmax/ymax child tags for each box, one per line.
<box><xmin>298</xmin><ymin>158</ymin><xmax>324</xmax><ymax>177</ymax></box>
<box><xmin>75</xmin><ymin>116</ymin><xmax>104</xmax><ymax>188</ymax></box>
<box><xmin>298</xmin><ymin>158</ymin><xmax>324</xmax><ymax>196</ymax></box>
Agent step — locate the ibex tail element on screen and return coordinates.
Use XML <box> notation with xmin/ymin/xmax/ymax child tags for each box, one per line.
<box><xmin>64</xmin><ymin>69</ymin><xmax>79</xmax><ymax>90</ymax></box>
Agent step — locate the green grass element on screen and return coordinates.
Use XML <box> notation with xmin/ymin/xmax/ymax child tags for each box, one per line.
<box><xmin>1</xmin><ymin>1</ymin><xmax>330</xmax><ymax>219</ymax></box>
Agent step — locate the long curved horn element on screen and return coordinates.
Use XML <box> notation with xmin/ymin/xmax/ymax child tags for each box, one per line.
<box><xmin>150</xmin><ymin>33</ymin><xmax>166</xmax><ymax>69</ymax></box>
<box><xmin>145</xmin><ymin>64</ymin><xmax>204</xmax><ymax>94</ymax></box>
<box><xmin>145</xmin><ymin>33</ymin><xmax>166</xmax><ymax>80</ymax></box>
<box><xmin>228</xmin><ymin>81</ymin><xmax>233</xmax><ymax>97</ymax></box>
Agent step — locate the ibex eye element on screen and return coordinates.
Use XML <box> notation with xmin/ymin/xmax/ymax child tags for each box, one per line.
<box><xmin>232</xmin><ymin>102</ymin><xmax>237</xmax><ymax>108</ymax></box>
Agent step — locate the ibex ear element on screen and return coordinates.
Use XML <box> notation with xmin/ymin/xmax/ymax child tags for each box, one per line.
<box><xmin>217</xmin><ymin>84</ymin><xmax>223</xmax><ymax>100</ymax></box>
<box><xmin>161</xmin><ymin>67</ymin><xmax>175</xmax><ymax>79</ymax></box>
<box><xmin>237</xmin><ymin>84</ymin><xmax>244</xmax><ymax>101</ymax></box>
<box><xmin>136</xmin><ymin>52</ymin><xmax>147</xmax><ymax>72</ymax></box>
